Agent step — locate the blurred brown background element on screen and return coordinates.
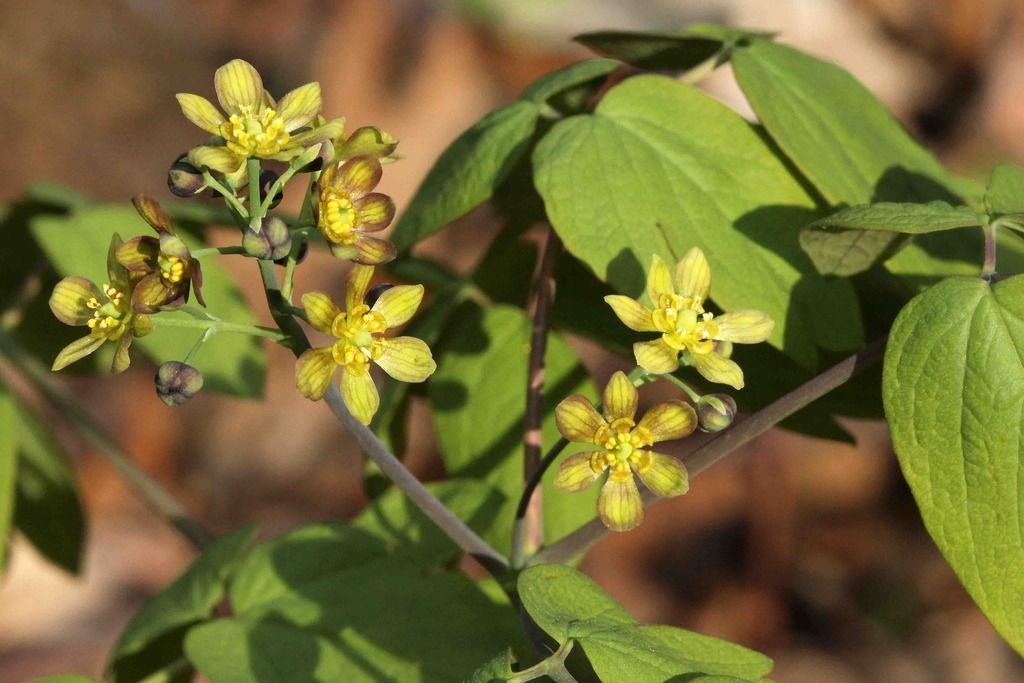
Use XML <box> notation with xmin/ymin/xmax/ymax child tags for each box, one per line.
<box><xmin>2</xmin><ymin>1</ymin><xmax>1024</xmax><ymax>681</ymax></box>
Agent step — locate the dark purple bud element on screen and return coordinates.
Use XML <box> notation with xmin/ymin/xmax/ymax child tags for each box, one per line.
<box><xmin>365</xmin><ymin>283</ymin><xmax>393</xmax><ymax>308</ymax></box>
<box><xmin>155</xmin><ymin>361</ymin><xmax>203</xmax><ymax>406</ymax></box>
<box><xmin>275</xmin><ymin>239</ymin><xmax>308</xmax><ymax>266</ymax></box>
<box><xmin>697</xmin><ymin>394</ymin><xmax>737</xmax><ymax>433</ymax></box>
<box><xmin>262</xmin><ymin>216</ymin><xmax>292</xmax><ymax>261</ymax></box>
<box><xmin>167</xmin><ymin>154</ymin><xmax>206</xmax><ymax>198</ymax></box>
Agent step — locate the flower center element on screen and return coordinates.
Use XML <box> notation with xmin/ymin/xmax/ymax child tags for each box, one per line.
<box><xmin>160</xmin><ymin>255</ymin><xmax>188</xmax><ymax>285</ymax></box>
<box><xmin>220</xmin><ymin>105</ymin><xmax>290</xmax><ymax>157</ymax></box>
<box><xmin>320</xmin><ymin>189</ymin><xmax>359</xmax><ymax>245</ymax></box>
<box><xmin>652</xmin><ymin>294</ymin><xmax>719</xmax><ymax>355</ymax></box>
<box><xmin>330</xmin><ymin>303</ymin><xmax>388</xmax><ymax>371</ymax></box>
<box><xmin>86</xmin><ymin>284</ymin><xmax>131</xmax><ymax>340</ymax></box>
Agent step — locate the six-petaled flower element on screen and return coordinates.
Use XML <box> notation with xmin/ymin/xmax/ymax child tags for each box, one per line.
<box><xmin>555</xmin><ymin>371</ymin><xmax>696</xmax><ymax>532</ymax></box>
<box><xmin>605</xmin><ymin>248</ymin><xmax>774</xmax><ymax>389</ymax></box>
<box><xmin>116</xmin><ymin>195</ymin><xmax>204</xmax><ymax>313</ymax></box>
<box><xmin>49</xmin><ymin>234</ymin><xmax>155</xmax><ymax>373</ymax></box>
<box><xmin>295</xmin><ymin>265</ymin><xmax>435</xmax><ymax>424</ymax></box>
<box><xmin>314</xmin><ymin>156</ymin><xmax>397</xmax><ymax>265</ymax></box>
<box><xmin>177</xmin><ymin>59</ymin><xmax>345</xmax><ymax>184</ymax></box>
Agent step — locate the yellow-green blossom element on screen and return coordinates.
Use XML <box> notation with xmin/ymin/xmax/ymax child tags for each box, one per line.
<box><xmin>555</xmin><ymin>371</ymin><xmax>696</xmax><ymax>532</ymax></box>
<box><xmin>314</xmin><ymin>156</ymin><xmax>396</xmax><ymax>264</ymax></box>
<box><xmin>295</xmin><ymin>265</ymin><xmax>435</xmax><ymax>424</ymax></box>
<box><xmin>605</xmin><ymin>249</ymin><xmax>774</xmax><ymax>389</ymax></box>
<box><xmin>176</xmin><ymin>59</ymin><xmax>345</xmax><ymax>182</ymax></box>
<box><xmin>49</xmin><ymin>235</ymin><xmax>155</xmax><ymax>373</ymax></box>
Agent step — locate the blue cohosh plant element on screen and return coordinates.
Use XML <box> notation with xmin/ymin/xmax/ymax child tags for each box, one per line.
<box><xmin>4</xmin><ymin>22</ymin><xmax>1024</xmax><ymax>683</ymax></box>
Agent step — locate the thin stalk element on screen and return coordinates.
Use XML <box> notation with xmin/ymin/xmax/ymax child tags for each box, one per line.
<box><xmin>983</xmin><ymin>219</ymin><xmax>998</xmax><ymax>280</ymax></box>
<box><xmin>191</xmin><ymin>245</ymin><xmax>247</xmax><ymax>259</ymax></box>
<box><xmin>150</xmin><ymin>316</ymin><xmax>289</xmax><ymax>342</ymax></box>
<box><xmin>660</xmin><ymin>371</ymin><xmax>702</xmax><ymax>403</ymax></box>
<box><xmin>0</xmin><ymin>329</ymin><xmax>214</xmax><ymax>551</ymax></box>
<box><xmin>509</xmin><ymin>639</ymin><xmax>577</xmax><ymax>683</ymax></box>
<box><xmin>530</xmin><ymin>337</ymin><xmax>888</xmax><ymax>565</ymax></box>
<box><xmin>247</xmin><ymin>158</ymin><xmax>263</xmax><ymax>230</ymax></box>
<box><xmin>201</xmin><ymin>170</ymin><xmax>248</xmax><ymax>219</ymax></box>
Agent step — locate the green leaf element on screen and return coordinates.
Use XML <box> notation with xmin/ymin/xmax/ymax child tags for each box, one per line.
<box><xmin>731</xmin><ymin>39</ymin><xmax>975</xmax><ymax>206</ymax></box>
<box><xmin>229</xmin><ymin>480</ymin><xmax>502</xmax><ymax>614</ymax></box>
<box><xmin>883</xmin><ymin>275</ymin><xmax>1024</xmax><ymax>655</ymax></box>
<box><xmin>465</xmin><ymin>649</ymin><xmax>518</xmax><ymax>683</ymax></box>
<box><xmin>390</xmin><ymin>101</ymin><xmax>540</xmax><ymax>251</ymax></box>
<box><xmin>0</xmin><ymin>381</ymin><xmax>18</xmax><ymax>571</ymax></box>
<box><xmin>532</xmin><ymin>74</ymin><xmax>863</xmax><ymax>367</ymax></box>
<box><xmin>13</xmin><ymin>400</ymin><xmax>85</xmax><ymax>574</ymax></box>
<box><xmin>985</xmin><ymin>163</ymin><xmax>1024</xmax><ymax>216</ymax></box>
<box><xmin>573</xmin><ymin>30</ymin><xmax>722</xmax><ymax>70</ymax></box>
<box><xmin>31</xmin><ymin>204</ymin><xmax>266</xmax><ymax>397</ymax></box>
<box><xmin>518</xmin><ymin>565</ymin><xmax>774</xmax><ymax>681</ymax></box>
<box><xmin>519</xmin><ymin>58</ymin><xmax>621</xmax><ymax>107</ymax></box>
<box><xmin>189</xmin><ymin>556</ymin><xmax>522</xmax><ymax>683</ymax></box>
<box><xmin>800</xmin><ymin>201</ymin><xmax>985</xmax><ymax>276</ymax></box>
<box><xmin>108</xmin><ymin>527</ymin><xmax>256</xmax><ymax>682</ymax></box>
<box><xmin>430</xmin><ymin>304</ymin><xmax>599</xmax><ymax>555</ymax></box>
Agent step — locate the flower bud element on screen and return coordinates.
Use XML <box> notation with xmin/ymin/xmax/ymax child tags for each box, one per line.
<box><xmin>167</xmin><ymin>153</ymin><xmax>205</xmax><ymax>198</ymax></box>
<box><xmin>259</xmin><ymin>169</ymin><xmax>284</xmax><ymax>209</ymax></box>
<box><xmin>155</xmin><ymin>361</ymin><xmax>203</xmax><ymax>406</ymax></box>
<box><xmin>337</xmin><ymin>126</ymin><xmax>398</xmax><ymax>162</ymax></box>
<box><xmin>365</xmin><ymin>283</ymin><xmax>394</xmax><ymax>308</ymax></box>
<box><xmin>697</xmin><ymin>394</ymin><xmax>736</xmax><ymax>433</ymax></box>
<box><xmin>243</xmin><ymin>217</ymin><xmax>292</xmax><ymax>261</ymax></box>
<box><xmin>274</xmin><ymin>239</ymin><xmax>308</xmax><ymax>266</ymax></box>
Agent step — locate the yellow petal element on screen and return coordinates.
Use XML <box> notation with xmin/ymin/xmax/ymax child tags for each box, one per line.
<box><xmin>214</xmin><ymin>59</ymin><xmax>264</xmax><ymax>115</ymax></box>
<box><xmin>353</xmin><ymin>193</ymin><xmax>396</xmax><ymax>231</ymax></box>
<box><xmin>52</xmin><ymin>335</ymin><xmax>105</xmax><ymax>371</ymax></box>
<box><xmin>345</xmin><ymin>264</ymin><xmax>375</xmax><ymax>311</ymax></box>
<box><xmin>555</xmin><ymin>452</ymin><xmax>602</xmax><ymax>492</ymax></box>
<box><xmin>633</xmin><ymin>339</ymin><xmax>679</xmax><ymax>374</ymax></box>
<box><xmin>175</xmin><ymin>93</ymin><xmax>226</xmax><ymax>134</ymax></box>
<box><xmin>295</xmin><ymin>347</ymin><xmax>337</xmax><ymax>400</ymax></box>
<box><xmin>276</xmin><ymin>81</ymin><xmax>322</xmax><ymax>131</ymax></box>
<box><xmin>50</xmin><ymin>277</ymin><xmax>100</xmax><ymax>326</ymax></box>
<box><xmin>188</xmin><ymin>145</ymin><xmax>245</xmax><ymax>174</ymax></box>
<box><xmin>131</xmin><ymin>195</ymin><xmax>174</xmax><ymax>234</ymax></box>
<box><xmin>336</xmin><ymin>156</ymin><xmax>382</xmax><ymax>197</ymax></box>
<box><xmin>635</xmin><ymin>451</ymin><xmax>689</xmax><ymax>498</ymax></box>
<box><xmin>555</xmin><ymin>395</ymin><xmax>605</xmax><ymax>443</ymax></box>
<box><xmin>646</xmin><ymin>254</ymin><xmax>675</xmax><ymax>303</ymax></box>
<box><xmin>602</xmin><ymin>370</ymin><xmax>638</xmax><ymax>422</ymax></box>
<box><xmin>675</xmin><ymin>247</ymin><xmax>710</xmax><ymax>303</ymax></box>
<box><xmin>598</xmin><ymin>473</ymin><xmax>643</xmax><ymax>532</ymax></box>
<box><xmin>637</xmin><ymin>401</ymin><xmax>697</xmax><ymax>443</ymax></box>
<box><xmin>691</xmin><ymin>352</ymin><xmax>744</xmax><ymax>389</ymax></box>
<box><xmin>350</xmin><ymin>234</ymin><xmax>397</xmax><ymax>266</ymax></box>
<box><xmin>376</xmin><ymin>336</ymin><xmax>435</xmax><ymax>382</ymax></box>
<box><xmin>302</xmin><ymin>292</ymin><xmax>341</xmax><ymax>335</ymax></box>
<box><xmin>713</xmin><ymin>310</ymin><xmax>774</xmax><ymax>344</ymax></box>
<box><xmin>604</xmin><ymin>295</ymin><xmax>656</xmax><ymax>332</ymax></box>
<box><xmin>293</xmin><ymin>116</ymin><xmax>346</xmax><ymax>148</ymax></box>
<box><xmin>341</xmin><ymin>367</ymin><xmax>380</xmax><ymax>425</ymax></box>
<box><xmin>372</xmin><ymin>285</ymin><xmax>423</xmax><ymax>328</ymax></box>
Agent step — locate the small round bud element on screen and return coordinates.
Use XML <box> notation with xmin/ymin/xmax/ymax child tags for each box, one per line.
<box><xmin>155</xmin><ymin>361</ymin><xmax>203</xmax><ymax>407</ymax></box>
<box><xmin>365</xmin><ymin>283</ymin><xmax>394</xmax><ymax>308</ymax></box>
<box><xmin>274</xmin><ymin>239</ymin><xmax>308</xmax><ymax>266</ymax></box>
<box><xmin>259</xmin><ymin>169</ymin><xmax>284</xmax><ymax>209</ymax></box>
<box><xmin>167</xmin><ymin>153</ymin><xmax>205</xmax><ymax>198</ymax></box>
<box><xmin>697</xmin><ymin>394</ymin><xmax>737</xmax><ymax>433</ymax></box>
<box><xmin>242</xmin><ymin>227</ymin><xmax>272</xmax><ymax>259</ymax></box>
<box><xmin>243</xmin><ymin>217</ymin><xmax>292</xmax><ymax>261</ymax></box>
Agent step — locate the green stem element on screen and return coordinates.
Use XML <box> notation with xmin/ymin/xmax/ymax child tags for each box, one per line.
<box><xmin>509</xmin><ymin>640</ymin><xmax>577</xmax><ymax>683</ymax></box>
<box><xmin>983</xmin><ymin>219</ymin><xmax>998</xmax><ymax>280</ymax></box>
<box><xmin>660</xmin><ymin>371</ymin><xmax>702</xmax><ymax>402</ymax></box>
<box><xmin>247</xmin><ymin>158</ymin><xmax>263</xmax><ymax>230</ymax></box>
<box><xmin>191</xmin><ymin>245</ymin><xmax>247</xmax><ymax>259</ymax></box>
<box><xmin>281</xmin><ymin>177</ymin><xmax>318</xmax><ymax>304</ymax></box>
<box><xmin>201</xmin><ymin>170</ymin><xmax>248</xmax><ymax>218</ymax></box>
<box><xmin>182</xmin><ymin>329</ymin><xmax>211</xmax><ymax>364</ymax></box>
<box><xmin>0</xmin><ymin>329</ymin><xmax>214</xmax><ymax>551</ymax></box>
<box><xmin>150</xmin><ymin>316</ymin><xmax>289</xmax><ymax>342</ymax></box>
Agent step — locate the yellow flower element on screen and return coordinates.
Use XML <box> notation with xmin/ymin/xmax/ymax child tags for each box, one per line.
<box><xmin>314</xmin><ymin>156</ymin><xmax>396</xmax><ymax>264</ymax></box>
<box><xmin>554</xmin><ymin>371</ymin><xmax>696</xmax><ymax>532</ymax></box>
<box><xmin>295</xmin><ymin>265</ymin><xmax>436</xmax><ymax>424</ymax></box>
<box><xmin>605</xmin><ymin>249</ymin><xmax>774</xmax><ymax>389</ymax></box>
<box><xmin>49</xmin><ymin>235</ymin><xmax>155</xmax><ymax>373</ymax></box>
<box><xmin>177</xmin><ymin>59</ymin><xmax>345</xmax><ymax>181</ymax></box>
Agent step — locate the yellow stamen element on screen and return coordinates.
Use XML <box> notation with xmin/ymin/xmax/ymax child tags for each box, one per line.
<box><xmin>220</xmin><ymin>105</ymin><xmax>290</xmax><ymax>157</ymax></box>
<box><xmin>319</xmin><ymin>189</ymin><xmax>359</xmax><ymax>245</ymax></box>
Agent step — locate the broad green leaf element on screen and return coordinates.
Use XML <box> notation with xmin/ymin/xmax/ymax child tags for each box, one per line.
<box><xmin>532</xmin><ymin>74</ymin><xmax>863</xmax><ymax>366</ymax></box>
<box><xmin>731</xmin><ymin>39</ymin><xmax>976</xmax><ymax>206</ymax></box>
<box><xmin>573</xmin><ymin>30</ymin><xmax>722</xmax><ymax>70</ymax></box>
<box><xmin>390</xmin><ymin>101</ymin><xmax>539</xmax><ymax>251</ymax></box>
<box><xmin>0</xmin><ymin>382</ymin><xmax>18</xmax><ymax>571</ymax></box>
<box><xmin>883</xmin><ymin>275</ymin><xmax>1024</xmax><ymax>654</ymax></box>
<box><xmin>108</xmin><ymin>527</ymin><xmax>255</xmax><ymax>682</ymax></box>
<box><xmin>985</xmin><ymin>163</ymin><xmax>1024</xmax><ymax>216</ymax></box>
<box><xmin>189</xmin><ymin>557</ymin><xmax>522</xmax><ymax>683</ymax></box>
<box><xmin>31</xmin><ymin>204</ymin><xmax>266</xmax><ymax>397</ymax></box>
<box><xmin>430</xmin><ymin>304</ymin><xmax>599</xmax><ymax>555</ymax></box>
<box><xmin>13</xmin><ymin>400</ymin><xmax>85</xmax><ymax>574</ymax></box>
<box><xmin>800</xmin><ymin>201</ymin><xmax>984</xmax><ymax>276</ymax></box>
<box><xmin>229</xmin><ymin>480</ymin><xmax>502</xmax><ymax>614</ymax></box>
<box><xmin>518</xmin><ymin>565</ymin><xmax>773</xmax><ymax>681</ymax></box>
<box><xmin>466</xmin><ymin>649</ymin><xmax>518</xmax><ymax>682</ymax></box>
<box><xmin>519</xmin><ymin>58</ymin><xmax>621</xmax><ymax>108</ymax></box>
